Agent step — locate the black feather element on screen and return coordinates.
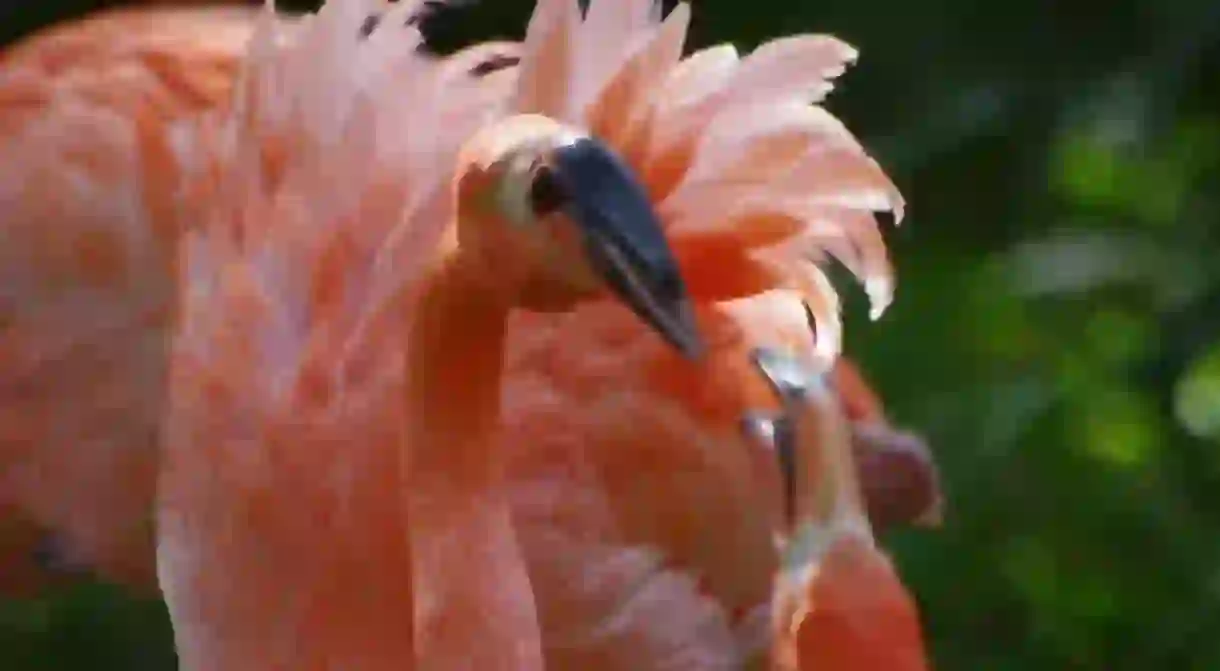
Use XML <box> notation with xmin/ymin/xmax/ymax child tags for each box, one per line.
<box><xmin>407</xmin><ymin>0</ymin><xmax>484</xmax><ymax>55</ymax></box>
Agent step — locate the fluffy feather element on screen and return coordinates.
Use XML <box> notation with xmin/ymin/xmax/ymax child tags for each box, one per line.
<box><xmin>495</xmin><ymin>1</ymin><xmax>913</xmax><ymax>666</ymax></box>
<box><xmin>510</xmin><ymin>0</ymin><xmax>904</xmax><ymax>361</ymax></box>
<box><xmin>160</xmin><ymin>2</ymin><xmax>520</xmax><ymax>668</ymax></box>
<box><xmin>0</xmin><ymin>4</ymin><xmax>259</xmax><ymax>588</ymax></box>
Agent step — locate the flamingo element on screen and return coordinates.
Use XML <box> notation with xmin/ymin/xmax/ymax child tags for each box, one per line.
<box><xmin>0</xmin><ymin>2</ymin><xmax>262</xmax><ymax>589</ymax></box>
<box><xmin>159</xmin><ymin>0</ymin><xmax>930</xmax><ymax>668</ymax></box>
<box><xmin>0</xmin><ymin>0</ymin><xmax>936</xmax><ymax>597</ymax></box>
<box><xmin>0</xmin><ymin>0</ymin><xmax>514</xmax><ymax>594</ymax></box>
<box><xmin>156</xmin><ymin>0</ymin><xmax>713</xmax><ymax>666</ymax></box>
<box><xmin>746</xmin><ymin>344</ymin><xmax>929</xmax><ymax>670</ymax></box>
<box><xmin>2</xmin><ymin>0</ymin><xmax>937</xmax><ymax>668</ymax></box>
<box><xmin>454</xmin><ymin>0</ymin><xmax>933</xmax><ymax>665</ymax></box>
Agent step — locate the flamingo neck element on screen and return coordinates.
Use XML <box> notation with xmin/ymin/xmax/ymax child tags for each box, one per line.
<box><xmin>404</xmin><ymin>248</ymin><xmax>508</xmax><ymax>481</ymax></box>
<box><xmin>403</xmin><ymin>246</ymin><xmax>545</xmax><ymax>671</ymax></box>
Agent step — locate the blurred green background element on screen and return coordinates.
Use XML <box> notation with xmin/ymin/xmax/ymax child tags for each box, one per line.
<box><xmin>2</xmin><ymin>0</ymin><xmax>1218</xmax><ymax>668</ymax></box>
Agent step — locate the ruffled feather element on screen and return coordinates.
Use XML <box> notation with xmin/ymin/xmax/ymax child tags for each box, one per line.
<box><xmin>174</xmin><ymin>0</ymin><xmax>515</xmax><ymax>407</ymax></box>
<box><xmin>161</xmin><ymin>4</ymin><xmax>522</xmax><ymax>668</ymax></box>
<box><xmin>0</xmin><ymin>4</ymin><xmax>260</xmax><ymax>589</ymax></box>
<box><xmin>509</xmin><ymin>0</ymin><xmax>904</xmax><ymax>359</ymax></box>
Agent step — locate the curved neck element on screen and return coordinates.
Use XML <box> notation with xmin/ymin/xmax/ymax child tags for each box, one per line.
<box><xmin>403</xmin><ymin>245</ymin><xmax>545</xmax><ymax>670</ymax></box>
<box><xmin>404</xmin><ymin>247</ymin><xmax>508</xmax><ymax>482</ymax></box>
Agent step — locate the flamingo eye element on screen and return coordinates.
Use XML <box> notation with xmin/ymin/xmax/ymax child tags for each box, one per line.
<box><xmin>528</xmin><ymin>164</ymin><xmax>567</xmax><ymax>217</ymax></box>
<box><xmin>492</xmin><ymin>156</ymin><xmax>569</xmax><ymax>227</ymax></box>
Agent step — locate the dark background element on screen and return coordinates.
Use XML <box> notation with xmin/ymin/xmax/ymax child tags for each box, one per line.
<box><xmin>2</xmin><ymin>0</ymin><xmax>1219</xmax><ymax>668</ymax></box>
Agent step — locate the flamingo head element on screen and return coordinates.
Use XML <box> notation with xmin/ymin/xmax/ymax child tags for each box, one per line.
<box><xmin>454</xmin><ymin>113</ymin><xmax>704</xmax><ymax>359</ymax></box>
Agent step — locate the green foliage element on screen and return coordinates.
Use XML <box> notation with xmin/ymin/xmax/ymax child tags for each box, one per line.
<box><xmin>1176</xmin><ymin>343</ymin><xmax>1220</xmax><ymax>442</ymax></box>
<box><xmin>3</xmin><ymin>0</ymin><xmax>1219</xmax><ymax>669</ymax></box>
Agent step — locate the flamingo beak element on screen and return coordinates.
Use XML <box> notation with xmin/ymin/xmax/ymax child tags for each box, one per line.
<box><xmin>547</xmin><ymin>136</ymin><xmax>705</xmax><ymax>359</ymax></box>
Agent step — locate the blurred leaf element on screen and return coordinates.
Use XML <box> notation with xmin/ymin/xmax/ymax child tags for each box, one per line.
<box><xmin>1004</xmin><ymin>231</ymin><xmax>1210</xmax><ymax>306</ymax></box>
<box><xmin>1074</xmin><ymin>385</ymin><xmax>1160</xmax><ymax>471</ymax></box>
<box><xmin>1174</xmin><ymin>342</ymin><xmax>1220</xmax><ymax>441</ymax></box>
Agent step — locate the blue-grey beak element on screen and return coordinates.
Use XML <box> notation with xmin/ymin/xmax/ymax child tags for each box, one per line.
<box><xmin>541</xmin><ymin>136</ymin><xmax>705</xmax><ymax>359</ymax></box>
